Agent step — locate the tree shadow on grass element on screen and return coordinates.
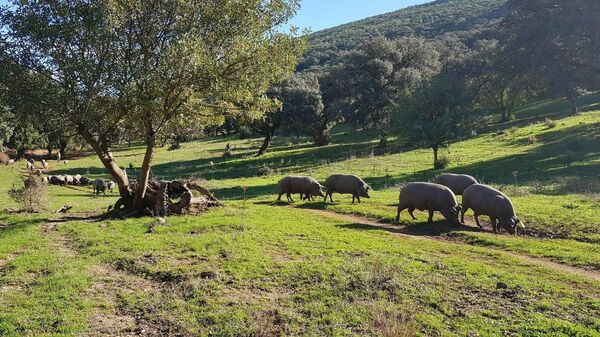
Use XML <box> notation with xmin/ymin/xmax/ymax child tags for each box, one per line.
<box><xmin>137</xmin><ymin>140</ymin><xmax>385</xmax><ymax>181</ymax></box>
<box><xmin>212</xmin><ymin>183</ymin><xmax>278</xmax><ymax>200</ymax></box>
<box><xmin>49</xmin><ymin>103</ymin><xmax>600</xmax><ymax>202</ymax></box>
<box><xmin>0</xmin><ymin>214</ymin><xmax>46</xmax><ymax>228</ymax></box>
<box><xmin>335</xmin><ymin>221</ymin><xmax>479</xmax><ymax>237</ymax></box>
<box><xmin>211</xmin><ymin>118</ymin><xmax>600</xmax><ymax>200</ymax></box>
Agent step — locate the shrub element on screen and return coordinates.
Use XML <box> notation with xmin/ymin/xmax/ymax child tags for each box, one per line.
<box><xmin>0</xmin><ymin>152</ymin><xmax>9</xmax><ymax>164</ymax></box>
<box><xmin>531</xmin><ymin>181</ymin><xmax>546</xmax><ymax>194</ymax></box>
<box><xmin>563</xmin><ymin>150</ymin><xmax>577</xmax><ymax>167</ymax></box>
<box><xmin>498</xmin><ymin>184</ymin><xmax>529</xmax><ymax>197</ymax></box>
<box><xmin>434</xmin><ymin>156</ymin><xmax>450</xmax><ymax>170</ymax></box>
<box><xmin>8</xmin><ymin>177</ymin><xmax>47</xmax><ymax>212</ymax></box>
<box><xmin>258</xmin><ymin>165</ymin><xmax>274</xmax><ymax>176</ymax></box>
<box><xmin>544</xmin><ymin>118</ymin><xmax>557</xmax><ymax>129</ymax></box>
<box><xmin>168</xmin><ymin>141</ymin><xmax>181</xmax><ymax>151</ymax></box>
<box><xmin>237</xmin><ymin>126</ymin><xmax>253</xmax><ymax>139</ymax></box>
<box><xmin>527</xmin><ymin>135</ymin><xmax>540</xmax><ymax>144</ymax></box>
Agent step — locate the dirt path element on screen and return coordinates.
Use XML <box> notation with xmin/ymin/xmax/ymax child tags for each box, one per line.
<box><xmin>40</xmin><ymin>218</ymin><xmax>151</xmax><ymax>336</ymax></box>
<box><xmin>303</xmin><ymin>208</ymin><xmax>600</xmax><ymax>282</ymax></box>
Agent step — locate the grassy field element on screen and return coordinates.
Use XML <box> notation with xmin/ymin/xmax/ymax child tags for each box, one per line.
<box><xmin>0</xmin><ymin>95</ymin><xmax>599</xmax><ymax>336</ymax></box>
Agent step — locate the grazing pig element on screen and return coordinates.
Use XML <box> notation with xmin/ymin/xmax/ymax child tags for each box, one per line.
<box><xmin>277</xmin><ymin>176</ymin><xmax>324</xmax><ymax>202</ymax></box>
<box><xmin>73</xmin><ymin>174</ymin><xmax>82</xmax><ymax>185</ymax></box>
<box><xmin>396</xmin><ymin>182</ymin><xmax>461</xmax><ymax>225</ymax></box>
<box><xmin>79</xmin><ymin>176</ymin><xmax>90</xmax><ymax>186</ymax></box>
<box><xmin>93</xmin><ymin>179</ymin><xmax>106</xmax><ymax>195</ymax></box>
<box><xmin>64</xmin><ymin>175</ymin><xmax>74</xmax><ymax>185</ymax></box>
<box><xmin>42</xmin><ymin>160</ymin><xmax>49</xmax><ymax>169</ymax></box>
<box><xmin>49</xmin><ymin>175</ymin><xmax>66</xmax><ymax>185</ymax></box>
<box><xmin>34</xmin><ymin>169</ymin><xmax>43</xmax><ymax>176</ymax></box>
<box><xmin>433</xmin><ymin>173</ymin><xmax>478</xmax><ymax>195</ymax></box>
<box><xmin>26</xmin><ymin>162</ymin><xmax>33</xmax><ymax>171</ymax></box>
<box><xmin>461</xmin><ymin>184</ymin><xmax>522</xmax><ymax>234</ymax></box>
<box><xmin>324</xmin><ymin>174</ymin><xmax>371</xmax><ymax>204</ymax></box>
<box><xmin>7</xmin><ymin>159</ymin><xmax>14</xmax><ymax>165</ymax></box>
<box><xmin>41</xmin><ymin>176</ymin><xmax>49</xmax><ymax>185</ymax></box>
<box><xmin>107</xmin><ymin>181</ymin><xmax>115</xmax><ymax>193</ymax></box>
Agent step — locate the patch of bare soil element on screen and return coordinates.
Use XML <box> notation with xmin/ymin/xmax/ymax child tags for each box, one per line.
<box><xmin>302</xmin><ymin>208</ymin><xmax>600</xmax><ymax>282</ymax></box>
<box><xmin>83</xmin><ymin>264</ymin><xmax>161</xmax><ymax>337</ymax></box>
<box><xmin>41</xmin><ymin>221</ymin><xmax>76</xmax><ymax>258</ymax></box>
<box><xmin>39</xmin><ymin>216</ymin><xmax>165</xmax><ymax>336</ymax></box>
<box><xmin>0</xmin><ymin>251</ymin><xmax>24</xmax><ymax>293</ymax></box>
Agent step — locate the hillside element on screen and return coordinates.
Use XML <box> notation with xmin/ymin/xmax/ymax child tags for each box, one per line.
<box><xmin>0</xmin><ymin>95</ymin><xmax>599</xmax><ymax>335</ymax></box>
<box><xmin>299</xmin><ymin>0</ymin><xmax>508</xmax><ymax>72</ymax></box>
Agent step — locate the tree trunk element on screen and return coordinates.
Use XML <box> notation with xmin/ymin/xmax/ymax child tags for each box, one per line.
<box><xmin>133</xmin><ymin>135</ymin><xmax>156</xmax><ymax>209</ymax></box>
<box><xmin>567</xmin><ymin>94</ymin><xmax>579</xmax><ymax>115</ymax></box>
<box><xmin>256</xmin><ymin>126</ymin><xmax>273</xmax><ymax>156</ymax></box>
<box><xmin>59</xmin><ymin>139</ymin><xmax>67</xmax><ymax>159</ymax></box>
<box><xmin>17</xmin><ymin>147</ymin><xmax>26</xmax><ymax>159</ymax></box>
<box><xmin>46</xmin><ymin>145</ymin><xmax>53</xmax><ymax>159</ymax></box>
<box><xmin>433</xmin><ymin>144</ymin><xmax>439</xmax><ymax>167</ymax></box>
<box><xmin>313</xmin><ymin>130</ymin><xmax>328</xmax><ymax>146</ymax></box>
<box><xmin>80</xmin><ymin>130</ymin><xmax>131</xmax><ymax>198</ymax></box>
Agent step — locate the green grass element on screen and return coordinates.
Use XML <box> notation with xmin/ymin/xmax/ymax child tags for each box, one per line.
<box><xmin>0</xmin><ymin>94</ymin><xmax>599</xmax><ymax>335</ymax></box>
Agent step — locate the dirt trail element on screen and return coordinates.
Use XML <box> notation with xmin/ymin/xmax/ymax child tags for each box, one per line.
<box><xmin>40</xmin><ymin>217</ymin><xmax>150</xmax><ymax>336</ymax></box>
<box><xmin>303</xmin><ymin>208</ymin><xmax>600</xmax><ymax>282</ymax></box>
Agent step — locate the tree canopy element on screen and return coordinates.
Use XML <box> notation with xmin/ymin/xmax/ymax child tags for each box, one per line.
<box><xmin>2</xmin><ymin>0</ymin><xmax>304</xmax><ymax>214</ymax></box>
<box><xmin>327</xmin><ymin>36</ymin><xmax>440</xmax><ymax>131</ymax></box>
<box><xmin>501</xmin><ymin>0</ymin><xmax>600</xmax><ymax>113</ymax></box>
<box><xmin>399</xmin><ymin>39</ymin><xmax>478</xmax><ymax>168</ymax></box>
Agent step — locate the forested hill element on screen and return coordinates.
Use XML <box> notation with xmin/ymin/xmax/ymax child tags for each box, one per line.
<box><xmin>299</xmin><ymin>0</ymin><xmax>508</xmax><ymax>72</ymax></box>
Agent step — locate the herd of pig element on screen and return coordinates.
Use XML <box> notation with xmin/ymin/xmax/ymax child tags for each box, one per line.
<box><xmin>20</xmin><ymin>158</ymin><xmax>116</xmax><ymax>196</ymax></box>
<box><xmin>277</xmin><ymin>173</ymin><xmax>523</xmax><ymax>234</ymax></box>
<box><xmin>45</xmin><ymin>174</ymin><xmax>116</xmax><ymax>196</ymax></box>
<box><xmin>20</xmin><ymin>158</ymin><xmax>521</xmax><ymax>233</ymax></box>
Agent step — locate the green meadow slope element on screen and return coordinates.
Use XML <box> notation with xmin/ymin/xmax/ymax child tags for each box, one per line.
<box><xmin>0</xmin><ymin>95</ymin><xmax>599</xmax><ymax>336</ymax></box>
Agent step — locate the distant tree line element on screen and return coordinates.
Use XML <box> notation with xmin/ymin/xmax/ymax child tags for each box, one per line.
<box><xmin>233</xmin><ymin>0</ymin><xmax>599</xmax><ymax>165</ymax></box>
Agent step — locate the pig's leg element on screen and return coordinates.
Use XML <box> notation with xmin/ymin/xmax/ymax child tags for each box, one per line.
<box><xmin>408</xmin><ymin>208</ymin><xmax>417</xmax><ymax>220</ymax></box>
<box><xmin>474</xmin><ymin>213</ymin><xmax>483</xmax><ymax>228</ymax></box>
<box><xmin>428</xmin><ymin>210</ymin><xmax>434</xmax><ymax>223</ymax></box>
<box><xmin>396</xmin><ymin>206</ymin><xmax>406</xmax><ymax>222</ymax></box>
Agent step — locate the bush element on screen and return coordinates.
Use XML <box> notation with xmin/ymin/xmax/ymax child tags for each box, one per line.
<box><xmin>528</xmin><ymin>135</ymin><xmax>540</xmax><ymax>144</ymax></box>
<box><xmin>8</xmin><ymin>177</ymin><xmax>47</xmax><ymax>212</ymax></box>
<box><xmin>0</xmin><ymin>152</ymin><xmax>9</xmax><ymax>164</ymax></box>
<box><xmin>313</xmin><ymin>129</ymin><xmax>331</xmax><ymax>146</ymax></box>
<box><xmin>434</xmin><ymin>156</ymin><xmax>450</xmax><ymax>170</ymax></box>
<box><xmin>237</xmin><ymin>126</ymin><xmax>253</xmax><ymax>139</ymax></box>
<box><xmin>168</xmin><ymin>141</ymin><xmax>181</xmax><ymax>151</ymax></box>
<box><xmin>544</xmin><ymin>118</ymin><xmax>557</xmax><ymax>129</ymax></box>
<box><xmin>258</xmin><ymin>165</ymin><xmax>275</xmax><ymax>176</ymax></box>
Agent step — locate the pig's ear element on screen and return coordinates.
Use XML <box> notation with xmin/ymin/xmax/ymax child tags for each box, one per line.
<box><xmin>365</xmin><ymin>184</ymin><xmax>372</xmax><ymax>191</ymax></box>
<box><xmin>515</xmin><ymin>217</ymin><xmax>525</xmax><ymax>228</ymax></box>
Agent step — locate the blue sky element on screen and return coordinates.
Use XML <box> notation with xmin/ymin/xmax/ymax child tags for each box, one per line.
<box><xmin>288</xmin><ymin>0</ymin><xmax>430</xmax><ymax>32</ymax></box>
<box><xmin>0</xmin><ymin>0</ymin><xmax>431</xmax><ymax>33</ymax></box>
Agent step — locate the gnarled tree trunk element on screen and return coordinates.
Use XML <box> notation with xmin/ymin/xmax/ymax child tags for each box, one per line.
<box><xmin>80</xmin><ymin>129</ymin><xmax>131</xmax><ymax>199</ymax></box>
<box><xmin>256</xmin><ymin>125</ymin><xmax>274</xmax><ymax>156</ymax></box>
<box><xmin>133</xmin><ymin>135</ymin><xmax>156</xmax><ymax>209</ymax></box>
